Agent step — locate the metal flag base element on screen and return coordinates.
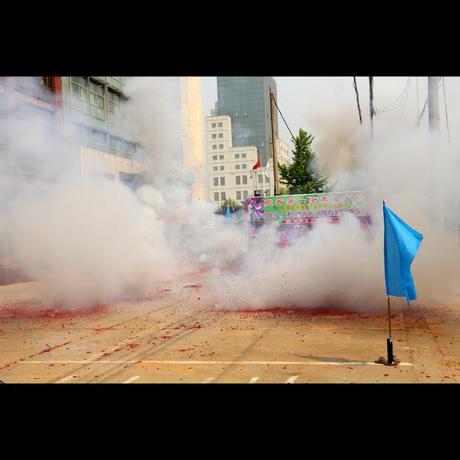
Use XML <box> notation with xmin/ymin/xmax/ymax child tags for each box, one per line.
<box><xmin>375</xmin><ymin>338</ymin><xmax>400</xmax><ymax>366</ymax></box>
<box><xmin>387</xmin><ymin>337</ymin><xmax>394</xmax><ymax>364</ymax></box>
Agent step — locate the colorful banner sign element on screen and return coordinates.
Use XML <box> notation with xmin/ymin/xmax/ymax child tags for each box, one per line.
<box><xmin>261</xmin><ymin>191</ymin><xmax>367</xmax><ymax>225</ymax></box>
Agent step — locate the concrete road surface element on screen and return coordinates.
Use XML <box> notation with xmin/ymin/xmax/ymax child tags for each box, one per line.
<box><xmin>1</xmin><ymin>276</ymin><xmax>459</xmax><ymax>383</ymax></box>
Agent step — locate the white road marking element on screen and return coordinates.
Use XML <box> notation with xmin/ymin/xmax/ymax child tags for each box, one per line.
<box><xmin>56</xmin><ymin>375</ymin><xmax>76</xmax><ymax>383</ymax></box>
<box><xmin>23</xmin><ymin>360</ymin><xmax>414</xmax><ymax>367</ymax></box>
<box><xmin>285</xmin><ymin>375</ymin><xmax>298</xmax><ymax>384</ymax></box>
<box><xmin>122</xmin><ymin>375</ymin><xmax>140</xmax><ymax>384</ymax></box>
<box><xmin>49</xmin><ymin>314</ymin><xmax>192</xmax><ymax>383</ymax></box>
<box><xmin>202</xmin><ymin>377</ymin><xmax>215</xmax><ymax>383</ymax></box>
<box><xmin>249</xmin><ymin>377</ymin><xmax>259</xmax><ymax>383</ymax></box>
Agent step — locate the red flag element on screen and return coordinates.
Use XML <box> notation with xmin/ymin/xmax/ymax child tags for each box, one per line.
<box><xmin>252</xmin><ymin>160</ymin><xmax>261</xmax><ymax>170</ymax></box>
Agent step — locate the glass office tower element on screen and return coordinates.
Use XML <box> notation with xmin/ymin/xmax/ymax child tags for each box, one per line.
<box><xmin>216</xmin><ymin>77</ymin><xmax>278</xmax><ymax>166</ymax></box>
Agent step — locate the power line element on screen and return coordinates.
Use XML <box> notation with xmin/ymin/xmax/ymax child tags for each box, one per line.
<box><xmin>442</xmin><ymin>77</ymin><xmax>451</xmax><ymax>143</ymax></box>
<box><xmin>353</xmin><ymin>77</ymin><xmax>363</xmax><ymax>124</ymax></box>
<box><xmin>400</xmin><ymin>77</ymin><xmax>412</xmax><ymax>117</ymax></box>
<box><xmin>415</xmin><ymin>98</ymin><xmax>428</xmax><ymax>128</ymax></box>
<box><xmin>272</xmin><ymin>96</ymin><xmax>295</xmax><ymax>140</ymax></box>
<box><xmin>375</xmin><ymin>77</ymin><xmax>411</xmax><ymax>114</ymax></box>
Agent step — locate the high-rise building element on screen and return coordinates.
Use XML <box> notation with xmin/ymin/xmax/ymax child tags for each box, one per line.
<box><xmin>216</xmin><ymin>77</ymin><xmax>278</xmax><ymax>166</ymax></box>
<box><xmin>206</xmin><ymin>77</ymin><xmax>291</xmax><ymax>206</ymax></box>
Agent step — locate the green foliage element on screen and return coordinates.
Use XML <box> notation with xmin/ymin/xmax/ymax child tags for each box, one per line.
<box><xmin>215</xmin><ymin>198</ymin><xmax>242</xmax><ymax>215</ymax></box>
<box><xmin>279</xmin><ymin>128</ymin><xmax>329</xmax><ymax>195</ymax></box>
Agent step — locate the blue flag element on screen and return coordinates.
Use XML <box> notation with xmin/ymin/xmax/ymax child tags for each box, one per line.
<box><xmin>383</xmin><ymin>202</ymin><xmax>423</xmax><ymax>304</ymax></box>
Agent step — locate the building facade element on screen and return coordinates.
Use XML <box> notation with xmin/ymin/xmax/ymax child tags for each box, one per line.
<box><xmin>0</xmin><ymin>76</ymin><xmax>144</xmax><ymax>284</ymax></box>
<box><xmin>206</xmin><ymin>114</ymin><xmax>290</xmax><ymax>206</ymax></box>
<box><xmin>276</xmin><ymin>138</ymin><xmax>292</xmax><ymax>168</ymax></box>
<box><xmin>0</xmin><ymin>76</ymin><xmax>144</xmax><ymax>187</ymax></box>
<box><xmin>207</xmin><ymin>77</ymin><xmax>291</xmax><ymax>207</ymax></box>
<box><xmin>61</xmin><ymin>76</ymin><xmax>144</xmax><ymax>183</ymax></box>
<box><xmin>216</xmin><ymin>77</ymin><xmax>278</xmax><ymax>166</ymax></box>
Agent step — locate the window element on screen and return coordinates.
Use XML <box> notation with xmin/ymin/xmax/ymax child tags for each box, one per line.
<box><xmin>243</xmin><ymin>191</ymin><xmax>248</xmax><ymax>199</ymax></box>
<box><xmin>235</xmin><ymin>154</ymin><xmax>240</xmax><ymax>159</ymax></box>
<box><xmin>71</xmin><ymin>77</ymin><xmax>89</xmax><ymax>113</ymax></box>
<box><xmin>236</xmin><ymin>176</ymin><xmax>241</xmax><ymax>185</ymax></box>
<box><xmin>243</xmin><ymin>176</ymin><xmax>248</xmax><ymax>185</ymax></box>
<box><xmin>212</xmin><ymin>155</ymin><xmax>217</xmax><ymax>160</ymax></box>
<box><xmin>236</xmin><ymin>191</ymin><xmax>242</xmax><ymax>200</ymax></box>
<box><xmin>219</xmin><ymin>144</ymin><xmax>224</xmax><ymax>149</ymax></box>
<box><xmin>109</xmin><ymin>136</ymin><xmax>123</xmax><ymax>155</ymax></box>
<box><xmin>212</xmin><ymin>134</ymin><xmax>217</xmax><ymax>139</ymax></box>
<box><xmin>71</xmin><ymin>83</ymin><xmax>80</xmax><ymax>97</ymax></box>
<box><xmin>218</xmin><ymin>122</ymin><xmax>223</xmax><ymax>127</ymax></box>
<box><xmin>235</xmin><ymin>165</ymin><xmax>240</xmax><ymax>170</ymax></box>
<box><xmin>122</xmin><ymin>141</ymin><xmax>136</xmax><ymax>159</ymax></box>
<box><xmin>108</xmin><ymin>95</ymin><xmax>121</xmax><ymax>121</ymax></box>
<box><xmin>213</xmin><ymin>166</ymin><xmax>218</xmax><ymax>171</ymax></box>
<box><xmin>221</xmin><ymin>192</ymin><xmax>226</xmax><ymax>200</ymax></box>
<box><xmin>265</xmin><ymin>175</ymin><xmax>270</xmax><ymax>183</ymax></box>
<box><xmin>220</xmin><ymin>177</ymin><xmax>225</xmax><ymax>186</ymax></box>
<box><xmin>214</xmin><ymin>192</ymin><xmax>219</xmax><ymax>201</ymax></box>
<box><xmin>211</xmin><ymin>123</ymin><xmax>216</xmax><ymax>128</ymax></box>
<box><xmin>242</xmin><ymin>153</ymin><xmax>247</xmax><ymax>158</ymax></box>
<box><xmin>212</xmin><ymin>145</ymin><xmax>217</xmax><ymax>150</ymax></box>
<box><xmin>214</xmin><ymin>177</ymin><xmax>219</xmax><ymax>186</ymax></box>
<box><xmin>242</xmin><ymin>164</ymin><xmax>247</xmax><ymax>169</ymax></box>
<box><xmin>89</xmin><ymin>79</ymin><xmax>105</xmax><ymax>120</ymax></box>
<box><xmin>71</xmin><ymin>76</ymin><xmax>88</xmax><ymax>88</ymax></box>
<box><xmin>88</xmin><ymin>129</ymin><xmax>107</xmax><ymax>151</ymax></box>
<box><xmin>219</xmin><ymin>155</ymin><xmax>224</xmax><ymax>160</ymax></box>
<box><xmin>219</xmin><ymin>166</ymin><xmax>224</xmax><ymax>171</ymax></box>
<box><xmin>218</xmin><ymin>133</ymin><xmax>223</xmax><ymax>138</ymax></box>
<box><xmin>258</xmin><ymin>174</ymin><xmax>263</xmax><ymax>184</ymax></box>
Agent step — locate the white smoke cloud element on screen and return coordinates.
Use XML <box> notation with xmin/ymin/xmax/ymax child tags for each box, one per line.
<box><xmin>1</xmin><ymin>77</ymin><xmax>460</xmax><ymax>314</ymax></box>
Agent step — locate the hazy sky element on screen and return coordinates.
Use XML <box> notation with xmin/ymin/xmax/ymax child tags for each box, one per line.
<box><xmin>200</xmin><ymin>77</ymin><xmax>450</xmax><ymax>147</ymax></box>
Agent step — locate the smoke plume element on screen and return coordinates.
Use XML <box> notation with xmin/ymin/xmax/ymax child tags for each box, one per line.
<box><xmin>1</xmin><ymin>77</ymin><xmax>460</xmax><ymax>313</ymax></box>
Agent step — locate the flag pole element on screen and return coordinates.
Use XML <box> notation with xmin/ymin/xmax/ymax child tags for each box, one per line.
<box><xmin>386</xmin><ymin>295</ymin><xmax>394</xmax><ymax>365</ymax></box>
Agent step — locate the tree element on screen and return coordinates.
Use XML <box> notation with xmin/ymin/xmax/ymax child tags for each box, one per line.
<box><xmin>279</xmin><ymin>128</ymin><xmax>329</xmax><ymax>195</ymax></box>
<box><xmin>215</xmin><ymin>198</ymin><xmax>242</xmax><ymax>215</ymax></box>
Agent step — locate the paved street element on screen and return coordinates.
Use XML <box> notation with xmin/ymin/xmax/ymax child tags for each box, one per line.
<box><xmin>1</xmin><ymin>276</ymin><xmax>459</xmax><ymax>383</ymax></box>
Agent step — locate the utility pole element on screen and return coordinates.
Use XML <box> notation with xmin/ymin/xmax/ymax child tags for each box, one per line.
<box><xmin>428</xmin><ymin>77</ymin><xmax>440</xmax><ymax>134</ymax></box>
<box><xmin>369</xmin><ymin>77</ymin><xmax>375</xmax><ymax>140</ymax></box>
<box><xmin>269</xmin><ymin>89</ymin><xmax>279</xmax><ymax>196</ymax></box>
<box><xmin>428</xmin><ymin>77</ymin><xmax>444</xmax><ymax>229</ymax></box>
